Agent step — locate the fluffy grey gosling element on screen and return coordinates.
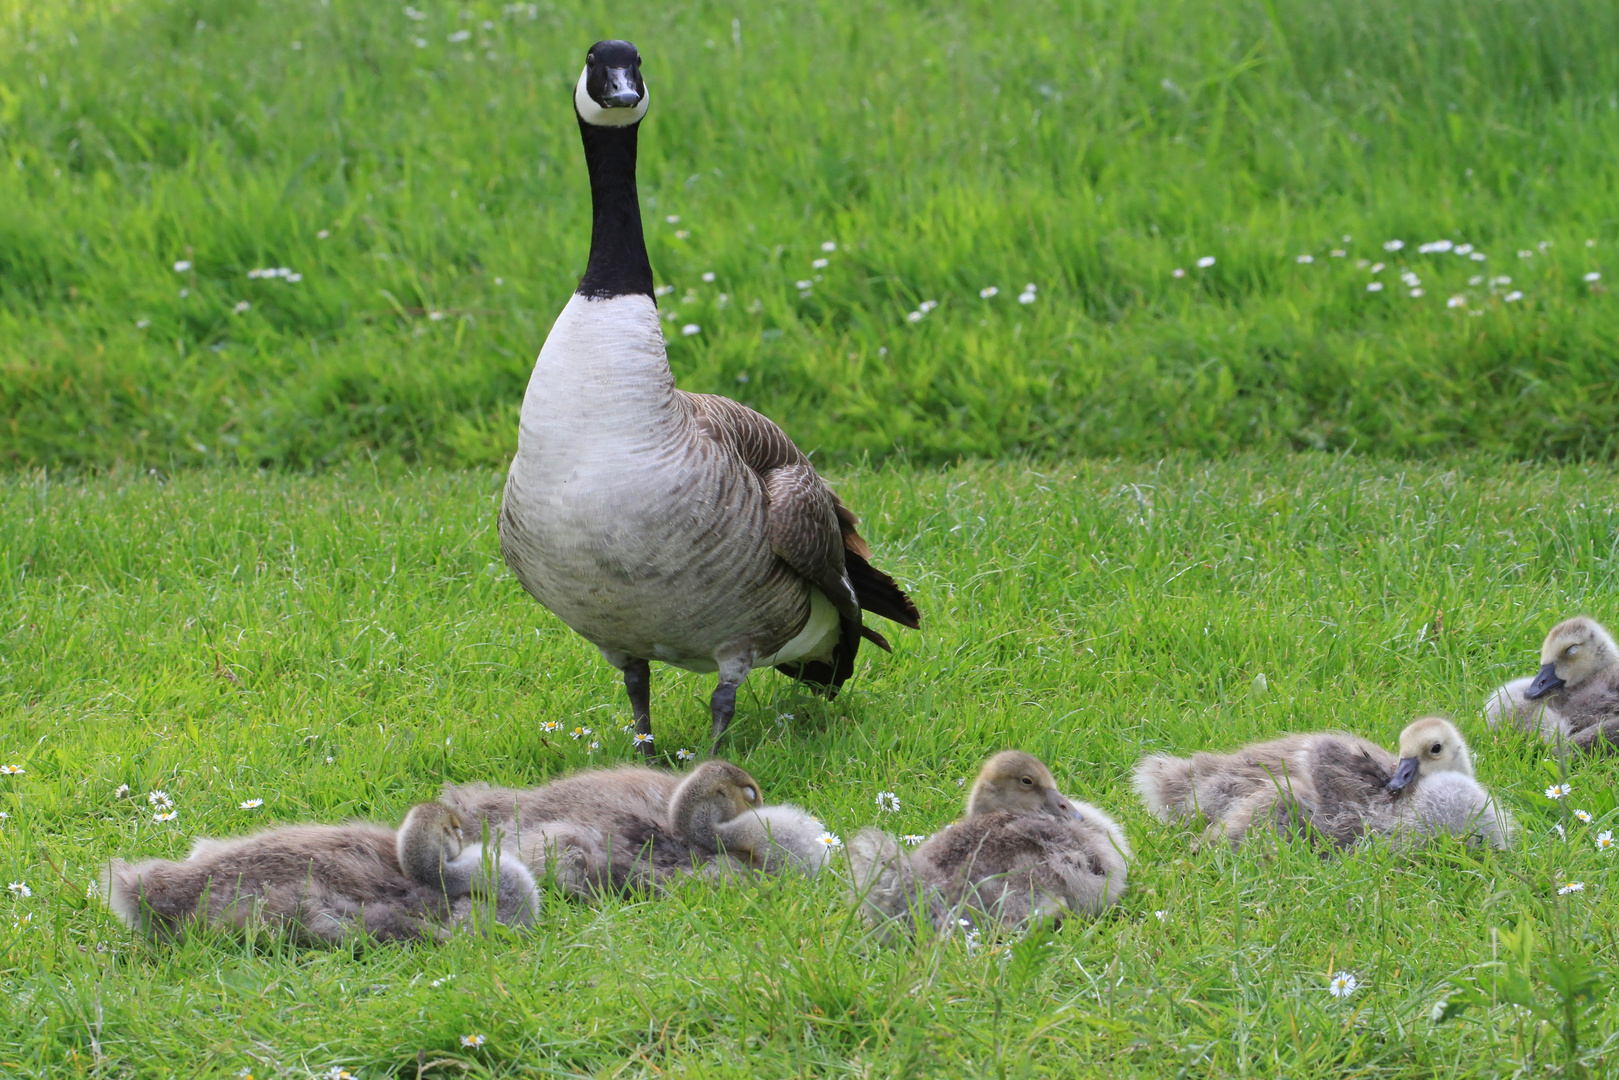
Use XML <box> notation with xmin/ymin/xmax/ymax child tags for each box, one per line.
<box><xmin>441</xmin><ymin>760</ymin><xmax>830</xmax><ymax>898</ymax></box>
<box><xmin>1485</xmin><ymin>616</ymin><xmax>1619</xmax><ymax>752</ymax></box>
<box><xmin>1135</xmin><ymin>717</ymin><xmax>1513</xmax><ymax>851</ymax></box>
<box><xmin>101</xmin><ymin>804</ymin><xmax>538</xmax><ymax>944</ymax></box>
<box><xmin>847</xmin><ymin>751</ymin><xmax>1131</xmax><ymax>939</ymax></box>
<box><xmin>498</xmin><ymin>40</ymin><xmax>919</xmax><ymax>757</ymax></box>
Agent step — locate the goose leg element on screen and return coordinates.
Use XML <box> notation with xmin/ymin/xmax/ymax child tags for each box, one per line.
<box><xmin>710</xmin><ymin>680</ymin><xmax>739</xmax><ymax>753</ymax></box>
<box><xmin>621</xmin><ymin>657</ymin><xmax>655</xmax><ymax>758</ymax></box>
<box><xmin>709</xmin><ymin>655</ymin><xmax>755</xmax><ymax>754</ymax></box>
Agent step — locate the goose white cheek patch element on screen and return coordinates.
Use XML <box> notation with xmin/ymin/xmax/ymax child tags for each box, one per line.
<box><xmin>575</xmin><ymin>68</ymin><xmax>649</xmax><ymax>126</ymax></box>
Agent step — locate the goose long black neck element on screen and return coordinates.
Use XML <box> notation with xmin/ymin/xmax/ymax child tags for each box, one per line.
<box><xmin>576</xmin><ymin>119</ymin><xmax>654</xmax><ymax>300</ymax></box>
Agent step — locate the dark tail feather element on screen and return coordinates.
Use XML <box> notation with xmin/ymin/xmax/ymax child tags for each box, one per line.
<box><xmin>845</xmin><ymin>549</ymin><xmax>919</xmax><ymax>629</ymax></box>
<box><xmin>776</xmin><ymin>615</ymin><xmax>861</xmax><ymax>696</ymax></box>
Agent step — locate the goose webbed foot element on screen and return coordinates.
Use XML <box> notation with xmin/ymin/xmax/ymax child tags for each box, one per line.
<box><xmin>622</xmin><ymin>657</ymin><xmax>655</xmax><ymax>758</ymax></box>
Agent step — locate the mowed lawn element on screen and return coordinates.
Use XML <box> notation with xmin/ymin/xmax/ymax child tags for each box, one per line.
<box><xmin>2</xmin><ymin>456</ymin><xmax>1618</xmax><ymax>1077</ymax></box>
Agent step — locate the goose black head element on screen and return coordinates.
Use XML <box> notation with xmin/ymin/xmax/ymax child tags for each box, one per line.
<box><xmin>1388</xmin><ymin>716</ymin><xmax>1473</xmax><ymax>793</ymax></box>
<box><xmin>575</xmin><ymin>40</ymin><xmax>648</xmax><ymax>126</ymax></box>
<box><xmin>1527</xmin><ymin>616</ymin><xmax>1616</xmax><ymax>700</ymax></box>
<box><xmin>966</xmin><ymin>750</ymin><xmax>1085</xmax><ymax>822</ymax></box>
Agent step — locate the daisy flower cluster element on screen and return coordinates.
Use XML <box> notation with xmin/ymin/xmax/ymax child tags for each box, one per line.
<box><xmin>149</xmin><ymin>789</ymin><xmax>178</xmax><ymax>823</ymax></box>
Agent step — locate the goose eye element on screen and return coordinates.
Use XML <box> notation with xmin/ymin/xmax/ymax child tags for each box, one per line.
<box><xmin>587</xmin><ymin>53</ymin><xmax>595</xmax><ymax>64</ymax></box>
<box><xmin>1429</xmin><ymin>742</ymin><xmax>1442</xmax><ymax>755</ymax></box>
<box><xmin>1019</xmin><ymin>776</ymin><xmax>1033</xmax><ymax>787</ymax></box>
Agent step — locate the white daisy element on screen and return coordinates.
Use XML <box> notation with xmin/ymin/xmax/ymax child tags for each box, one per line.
<box><xmin>633</xmin><ymin>732</ymin><xmax>654</xmax><ymax>747</ymax></box>
<box><xmin>1504</xmin><ymin>291</ymin><xmax>1524</xmax><ymax>302</ymax></box>
<box><xmin>8</xmin><ymin>882</ymin><xmax>30</xmax><ymax>898</ymax></box>
<box><xmin>815</xmin><ymin>832</ymin><xmax>843</xmax><ymax>849</ymax></box>
<box><xmin>1367</xmin><ymin>282</ymin><xmax>1384</xmax><ymax>292</ymax></box>
<box><xmin>1596</xmin><ymin>831</ymin><xmax>1613</xmax><ymax>851</ymax></box>
<box><xmin>1518</xmin><ymin>250</ymin><xmax>1533</xmax><ymax>258</ymax></box>
<box><xmin>587</xmin><ymin>740</ymin><xmax>599</xmax><ymax>751</ymax></box>
<box><xmin>1171</xmin><ymin>267</ymin><xmax>1186</xmax><ymax>278</ymax></box>
<box><xmin>1455</xmin><ymin>244</ymin><xmax>1474</xmax><ymax>255</ymax></box>
<box><xmin>1017</xmin><ymin>290</ymin><xmax>1036</xmax><ymax>304</ymax></box>
<box><xmin>317</xmin><ymin>229</ymin><xmax>330</xmax><ymax>239</ymax></box>
<box><xmin>1154</xmin><ymin>910</ymin><xmax>1168</xmax><ymax>921</ymax></box>
<box><xmin>154</xmin><ymin>810</ymin><xmax>178</xmax><ymax>822</ymax></box>
<box><xmin>114</xmin><ymin>784</ymin><xmax>130</xmax><ymax>798</ymax></box>
<box><xmin>569</xmin><ymin>726</ymin><xmax>592</xmax><ymax>740</ymax></box>
<box><xmin>239</xmin><ymin>799</ymin><xmax>264</xmax><ymax>810</ymax></box>
<box><xmin>1330</xmin><ymin>249</ymin><xmax>1346</xmax><ymax>257</ymax></box>
<box><xmin>795</xmin><ymin>279</ymin><xmax>812</xmax><ymax>290</ymax></box>
<box><xmin>233</xmin><ymin>301</ymin><xmax>250</xmax><ymax>314</ymax></box>
<box><xmin>460</xmin><ymin>1034</ymin><xmax>486</xmax><ymax>1048</ymax></box>
<box><xmin>900</xmin><ymin>834</ymin><xmax>927</xmax><ymax>845</ymax></box>
<box><xmin>919</xmin><ymin>300</ymin><xmax>938</xmax><ymax>313</ymax></box>
<box><xmin>1327</xmin><ymin>972</ymin><xmax>1358</xmax><ymax>998</ymax></box>
<box><xmin>876</xmin><ymin>791</ymin><xmax>901</xmax><ymax>813</ymax></box>
<box><xmin>1409</xmin><ymin>288</ymin><xmax>1424</xmax><ymax>297</ymax></box>
<box><xmin>173</xmin><ymin>260</ymin><xmax>192</xmax><ymax>273</ymax></box>
<box><xmin>812</xmin><ymin>258</ymin><xmax>829</xmax><ymax>269</ymax></box>
<box><xmin>1296</xmin><ymin>254</ymin><xmax>1314</xmax><ymax>264</ymax></box>
<box><xmin>1370</xmin><ymin>262</ymin><xmax>1385</xmax><ymax>272</ymax></box>
<box><xmin>148</xmin><ymin>791</ymin><xmax>173</xmax><ymax>809</ymax></box>
<box><xmin>136</xmin><ymin>318</ymin><xmax>150</xmax><ymax>329</ymax></box>
<box><xmin>821</xmin><ymin>241</ymin><xmax>837</xmax><ymax>252</ymax></box>
<box><xmin>1584</xmin><ymin>272</ymin><xmax>1602</xmax><ymax>283</ymax></box>
<box><xmin>665</xmin><ymin>215</ymin><xmax>680</xmax><ymax>224</ymax></box>
<box><xmin>676</xmin><ymin>749</ymin><xmax>695</xmax><ymax>761</ymax></box>
<box><xmin>701</xmin><ymin>271</ymin><xmax>716</xmax><ymax>282</ymax></box>
<box><xmin>1546</xmin><ymin>783</ymin><xmax>1572</xmax><ymax>800</ymax></box>
<box><xmin>674</xmin><ymin>230</ymin><xmax>690</xmax><ymax>240</ymax></box>
<box><xmin>907</xmin><ymin>311</ymin><xmax>924</xmax><ymax>322</ymax></box>
<box><xmin>1558</xmin><ymin>881</ymin><xmax>1586</xmax><ymax>895</ymax></box>
<box><xmin>1575</xmin><ymin>809</ymin><xmax>1593</xmax><ymax>823</ymax></box>
<box><xmin>1382</xmin><ymin>239</ymin><xmax>1404</xmax><ymax>252</ymax></box>
<box><xmin>1447</xmin><ymin>296</ymin><xmax>1466</xmax><ymax>309</ymax></box>
<box><xmin>1195</xmin><ymin>256</ymin><xmax>1215</xmax><ymax>268</ymax></box>
<box><xmin>540</xmin><ymin>721</ymin><xmax>561</xmax><ymax>733</ymax></box>
<box><xmin>0</xmin><ymin>765</ymin><xmax>23</xmax><ymax>776</ymax></box>
<box><xmin>1401</xmin><ymin>271</ymin><xmax>1421</xmax><ymax>287</ymax></box>
<box><xmin>1469</xmin><ymin>252</ymin><xmax>1486</xmax><ymax>261</ymax></box>
<box><xmin>979</xmin><ymin>286</ymin><xmax>999</xmax><ymax>298</ymax></box>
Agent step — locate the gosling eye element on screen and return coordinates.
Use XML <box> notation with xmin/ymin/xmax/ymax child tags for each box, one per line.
<box><xmin>1567</xmin><ymin>645</ymin><xmax>1580</xmax><ymax>657</ymax></box>
<box><xmin>1019</xmin><ymin>776</ymin><xmax>1034</xmax><ymax>787</ymax></box>
<box><xmin>1429</xmin><ymin>742</ymin><xmax>1443</xmax><ymax>756</ymax></box>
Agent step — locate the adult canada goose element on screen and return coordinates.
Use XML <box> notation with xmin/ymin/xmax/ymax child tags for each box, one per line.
<box><xmin>1485</xmin><ymin>616</ymin><xmax>1619</xmax><ymax>752</ymax></box>
<box><xmin>847</xmin><ymin>751</ymin><xmax>1131</xmax><ymax>937</ymax></box>
<box><xmin>441</xmin><ymin>760</ymin><xmax>831</xmax><ymax>897</ymax></box>
<box><xmin>1135</xmin><ymin>717</ymin><xmax>1514</xmax><ymax>851</ymax></box>
<box><xmin>499</xmin><ymin>40</ymin><xmax>919</xmax><ymax>756</ymax></box>
<box><xmin>101</xmin><ymin>804</ymin><xmax>539</xmax><ymax>944</ymax></box>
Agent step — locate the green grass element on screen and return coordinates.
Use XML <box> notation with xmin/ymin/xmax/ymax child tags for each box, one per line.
<box><xmin>4</xmin><ymin>455</ymin><xmax>1619</xmax><ymax>1076</ymax></box>
<box><xmin>4</xmin><ymin>0</ymin><xmax>1619</xmax><ymax>469</ymax></box>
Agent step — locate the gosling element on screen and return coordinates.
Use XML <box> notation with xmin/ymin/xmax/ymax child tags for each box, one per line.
<box><xmin>101</xmin><ymin>803</ymin><xmax>538</xmax><ymax>944</ymax></box>
<box><xmin>441</xmin><ymin>760</ymin><xmax>831</xmax><ymax>898</ymax></box>
<box><xmin>1135</xmin><ymin>717</ymin><xmax>1513</xmax><ymax>851</ymax></box>
<box><xmin>1485</xmin><ymin>616</ymin><xmax>1619</xmax><ymax>752</ymax></box>
<box><xmin>847</xmin><ymin>750</ymin><xmax>1131</xmax><ymax>939</ymax></box>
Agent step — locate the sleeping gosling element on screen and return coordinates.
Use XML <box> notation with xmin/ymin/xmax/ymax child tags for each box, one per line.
<box><xmin>1485</xmin><ymin>616</ymin><xmax>1619</xmax><ymax>752</ymax></box>
<box><xmin>847</xmin><ymin>750</ymin><xmax>1131</xmax><ymax>939</ymax></box>
<box><xmin>1137</xmin><ymin>717</ymin><xmax>1512</xmax><ymax>851</ymax></box>
<box><xmin>101</xmin><ymin>803</ymin><xmax>538</xmax><ymax>944</ymax></box>
<box><xmin>441</xmin><ymin>760</ymin><xmax>830</xmax><ymax>898</ymax></box>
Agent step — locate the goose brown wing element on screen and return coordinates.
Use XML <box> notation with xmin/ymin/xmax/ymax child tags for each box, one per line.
<box><xmin>685</xmin><ymin>393</ymin><xmax>919</xmax><ymax>633</ymax></box>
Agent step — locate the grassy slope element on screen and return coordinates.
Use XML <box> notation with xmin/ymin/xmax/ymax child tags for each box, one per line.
<box><xmin>3</xmin><ymin>0</ymin><xmax>1619</xmax><ymax>470</ymax></box>
<box><xmin>3</xmin><ymin>457</ymin><xmax>1619</xmax><ymax>1076</ymax></box>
